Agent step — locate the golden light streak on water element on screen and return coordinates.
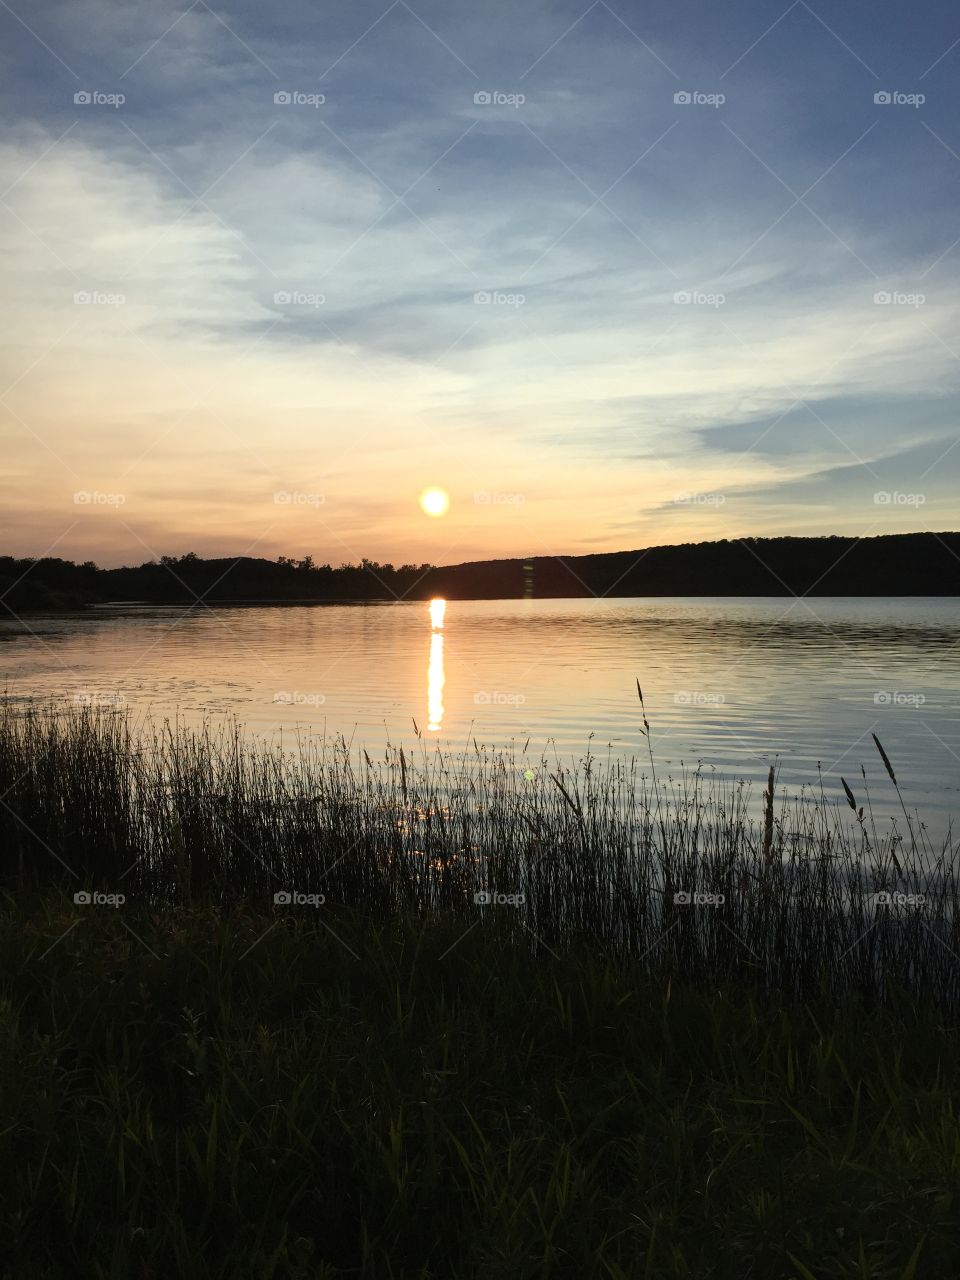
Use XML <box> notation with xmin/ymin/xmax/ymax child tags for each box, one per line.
<box><xmin>427</xmin><ymin>631</ymin><xmax>445</xmax><ymax>731</ymax></box>
<box><xmin>426</xmin><ymin>598</ymin><xmax>446</xmax><ymax>730</ymax></box>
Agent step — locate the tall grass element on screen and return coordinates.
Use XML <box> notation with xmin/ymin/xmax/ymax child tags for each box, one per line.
<box><xmin>4</xmin><ymin>700</ymin><xmax>960</xmax><ymax>1277</ymax></box>
<box><xmin>3</xmin><ymin>902</ymin><xmax>958</xmax><ymax>1279</ymax></box>
<box><xmin>1</xmin><ymin>699</ymin><xmax>957</xmax><ymax>1009</ymax></box>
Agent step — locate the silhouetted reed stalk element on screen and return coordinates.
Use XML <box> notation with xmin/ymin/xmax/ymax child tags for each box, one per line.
<box><xmin>1</xmin><ymin>700</ymin><xmax>957</xmax><ymax>1007</ymax></box>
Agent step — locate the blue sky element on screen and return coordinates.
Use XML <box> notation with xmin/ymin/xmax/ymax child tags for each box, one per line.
<box><xmin>1</xmin><ymin>0</ymin><xmax>958</xmax><ymax>565</ymax></box>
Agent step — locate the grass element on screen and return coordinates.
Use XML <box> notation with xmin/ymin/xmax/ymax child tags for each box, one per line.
<box><xmin>3</xmin><ymin>899</ymin><xmax>960</xmax><ymax>1279</ymax></box>
<box><xmin>1</xmin><ymin>701</ymin><xmax>959</xmax><ymax>1276</ymax></box>
<box><xmin>0</xmin><ymin>701</ymin><xmax>956</xmax><ymax>1007</ymax></box>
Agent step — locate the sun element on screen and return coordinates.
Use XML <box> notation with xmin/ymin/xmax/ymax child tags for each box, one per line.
<box><xmin>419</xmin><ymin>486</ymin><xmax>450</xmax><ymax>518</ymax></box>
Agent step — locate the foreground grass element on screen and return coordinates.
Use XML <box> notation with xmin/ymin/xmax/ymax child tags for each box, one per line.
<box><xmin>2</xmin><ymin>704</ymin><xmax>958</xmax><ymax>1010</ymax></box>
<box><xmin>2</xmin><ymin>896</ymin><xmax>959</xmax><ymax>1279</ymax></box>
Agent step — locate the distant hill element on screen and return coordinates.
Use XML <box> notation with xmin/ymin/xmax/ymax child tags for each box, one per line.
<box><xmin>0</xmin><ymin>533</ymin><xmax>958</xmax><ymax>612</ymax></box>
<box><xmin>426</xmin><ymin>533</ymin><xmax>960</xmax><ymax>599</ymax></box>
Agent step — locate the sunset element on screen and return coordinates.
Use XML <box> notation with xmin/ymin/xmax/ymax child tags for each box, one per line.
<box><xmin>2</xmin><ymin>0</ymin><xmax>960</xmax><ymax>1274</ymax></box>
<box><xmin>2</xmin><ymin>0</ymin><xmax>960</xmax><ymax>568</ymax></box>
<box><xmin>419</xmin><ymin>486</ymin><xmax>451</xmax><ymax>518</ymax></box>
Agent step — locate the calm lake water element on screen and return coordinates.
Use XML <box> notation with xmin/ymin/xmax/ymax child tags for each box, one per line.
<box><xmin>3</xmin><ymin>597</ymin><xmax>959</xmax><ymax>829</ymax></box>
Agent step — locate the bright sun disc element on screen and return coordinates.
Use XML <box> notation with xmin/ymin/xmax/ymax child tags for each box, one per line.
<box><xmin>419</xmin><ymin>486</ymin><xmax>450</xmax><ymax>517</ymax></box>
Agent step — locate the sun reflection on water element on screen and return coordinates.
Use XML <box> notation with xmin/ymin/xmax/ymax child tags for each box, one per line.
<box><xmin>427</xmin><ymin>598</ymin><xmax>445</xmax><ymax>731</ymax></box>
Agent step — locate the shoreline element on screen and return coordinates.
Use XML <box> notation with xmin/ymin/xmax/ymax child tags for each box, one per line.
<box><xmin>2</xmin><ymin>702</ymin><xmax>957</xmax><ymax>1012</ymax></box>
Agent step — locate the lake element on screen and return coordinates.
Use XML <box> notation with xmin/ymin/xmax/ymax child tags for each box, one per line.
<box><xmin>2</xmin><ymin>596</ymin><xmax>959</xmax><ymax>831</ymax></box>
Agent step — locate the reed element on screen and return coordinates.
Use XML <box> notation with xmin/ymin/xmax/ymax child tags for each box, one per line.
<box><xmin>3</xmin><ymin>700</ymin><xmax>960</xmax><ymax>1276</ymax></box>
<box><xmin>1</xmin><ymin>699</ymin><xmax>956</xmax><ymax>1010</ymax></box>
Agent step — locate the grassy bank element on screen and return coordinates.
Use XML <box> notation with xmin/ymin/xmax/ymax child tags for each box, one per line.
<box><xmin>2</xmin><ymin>703</ymin><xmax>959</xmax><ymax>1276</ymax></box>
<box><xmin>0</xmin><ymin>702</ymin><xmax>957</xmax><ymax>1007</ymax></box>
<box><xmin>2</xmin><ymin>898</ymin><xmax>959</xmax><ymax>1279</ymax></box>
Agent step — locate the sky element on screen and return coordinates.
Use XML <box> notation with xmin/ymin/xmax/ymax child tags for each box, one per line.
<box><xmin>1</xmin><ymin>0</ymin><xmax>959</xmax><ymax>568</ymax></box>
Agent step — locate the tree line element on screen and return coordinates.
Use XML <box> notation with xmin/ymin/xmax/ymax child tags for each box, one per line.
<box><xmin>1</xmin><ymin>532</ymin><xmax>957</xmax><ymax>611</ymax></box>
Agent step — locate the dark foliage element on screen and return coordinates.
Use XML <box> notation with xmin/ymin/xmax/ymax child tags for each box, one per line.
<box><xmin>2</xmin><ymin>531</ymin><xmax>958</xmax><ymax>610</ymax></box>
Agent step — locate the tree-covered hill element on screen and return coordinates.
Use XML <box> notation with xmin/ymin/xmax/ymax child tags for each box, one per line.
<box><xmin>1</xmin><ymin>532</ymin><xmax>957</xmax><ymax>611</ymax></box>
